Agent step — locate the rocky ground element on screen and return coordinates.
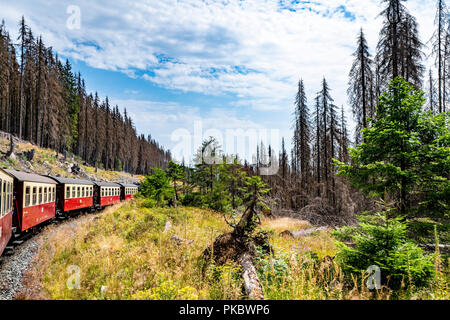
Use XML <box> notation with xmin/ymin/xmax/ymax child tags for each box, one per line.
<box><xmin>0</xmin><ymin>238</ymin><xmax>40</xmax><ymax>300</ymax></box>
<box><xmin>0</xmin><ymin>213</ymin><xmax>98</xmax><ymax>300</ymax></box>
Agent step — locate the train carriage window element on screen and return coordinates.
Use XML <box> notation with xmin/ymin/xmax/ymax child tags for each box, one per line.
<box><xmin>44</xmin><ymin>187</ymin><xmax>48</xmax><ymax>204</ymax></box>
<box><xmin>0</xmin><ymin>180</ymin><xmax>3</xmax><ymax>216</ymax></box>
<box><xmin>32</xmin><ymin>187</ymin><xmax>37</xmax><ymax>206</ymax></box>
<box><xmin>7</xmin><ymin>182</ymin><xmax>10</xmax><ymax>212</ymax></box>
<box><xmin>3</xmin><ymin>180</ymin><xmax>7</xmax><ymax>216</ymax></box>
<box><xmin>81</xmin><ymin>187</ymin><xmax>85</xmax><ymax>197</ymax></box>
<box><xmin>53</xmin><ymin>187</ymin><xmax>56</xmax><ymax>202</ymax></box>
<box><xmin>1</xmin><ymin>180</ymin><xmax>4</xmax><ymax>216</ymax></box>
<box><xmin>77</xmin><ymin>186</ymin><xmax>80</xmax><ymax>198</ymax></box>
<box><xmin>9</xmin><ymin>182</ymin><xmax>12</xmax><ymax>212</ymax></box>
<box><xmin>39</xmin><ymin>187</ymin><xmax>43</xmax><ymax>204</ymax></box>
<box><xmin>25</xmin><ymin>186</ymin><xmax>31</xmax><ymax>207</ymax></box>
<box><xmin>71</xmin><ymin>186</ymin><xmax>76</xmax><ymax>198</ymax></box>
<box><xmin>66</xmin><ymin>186</ymin><xmax>70</xmax><ymax>199</ymax></box>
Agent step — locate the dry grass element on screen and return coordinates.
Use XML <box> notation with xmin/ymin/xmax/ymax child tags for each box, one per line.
<box><xmin>22</xmin><ymin>199</ymin><xmax>449</xmax><ymax>300</ymax></box>
<box><xmin>261</xmin><ymin>217</ymin><xmax>311</xmax><ymax>234</ymax></box>
<box><xmin>0</xmin><ymin>137</ymin><xmax>143</xmax><ymax>183</ymax></box>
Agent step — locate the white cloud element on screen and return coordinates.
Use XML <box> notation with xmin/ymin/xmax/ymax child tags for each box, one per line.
<box><xmin>109</xmin><ymin>98</ymin><xmax>286</xmax><ymax>162</ymax></box>
<box><xmin>0</xmin><ymin>0</ymin><xmax>439</xmax><ymax>159</ymax></box>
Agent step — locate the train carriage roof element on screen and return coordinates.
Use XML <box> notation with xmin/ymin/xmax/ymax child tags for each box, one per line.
<box><xmin>47</xmin><ymin>176</ymin><xmax>95</xmax><ymax>185</ymax></box>
<box><xmin>5</xmin><ymin>169</ymin><xmax>57</xmax><ymax>184</ymax></box>
<box><xmin>117</xmin><ymin>183</ymin><xmax>139</xmax><ymax>188</ymax></box>
<box><xmin>0</xmin><ymin>167</ymin><xmax>14</xmax><ymax>179</ymax></box>
<box><xmin>94</xmin><ymin>181</ymin><xmax>121</xmax><ymax>187</ymax></box>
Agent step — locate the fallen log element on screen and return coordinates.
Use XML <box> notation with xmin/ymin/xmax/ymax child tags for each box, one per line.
<box><xmin>419</xmin><ymin>244</ymin><xmax>450</xmax><ymax>254</ymax></box>
<box><xmin>280</xmin><ymin>227</ymin><xmax>327</xmax><ymax>238</ymax></box>
<box><xmin>238</xmin><ymin>252</ymin><xmax>264</xmax><ymax>300</ymax></box>
<box><xmin>202</xmin><ymin>177</ymin><xmax>271</xmax><ymax>300</ymax></box>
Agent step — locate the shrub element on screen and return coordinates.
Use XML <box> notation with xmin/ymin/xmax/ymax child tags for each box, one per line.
<box><xmin>140</xmin><ymin>168</ymin><xmax>175</xmax><ymax>206</ymax></box>
<box><xmin>334</xmin><ymin>213</ymin><xmax>435</xmax><ymax>289</ymax></box>
<box><xmin>181</xmin><ymin>192</ymin><xmax>206</xmax><ymax>207</ymax></box>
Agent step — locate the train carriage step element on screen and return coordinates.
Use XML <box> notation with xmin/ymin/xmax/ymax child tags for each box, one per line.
<box><xmin>13</xmin><ymin>240</ymin><xmax>24</xmax><ymax>245</ymax></box>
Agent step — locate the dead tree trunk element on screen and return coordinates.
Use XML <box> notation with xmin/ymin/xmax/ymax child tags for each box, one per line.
<box><xmin>203</xmin><ymin>203</ymin><xmax>269</xmax><ymax>300</ymax></box>
<box><xmin>1</xmin><ymin>134</ymin><xmax>15</xmax><ymax>158</ymax></box>
<box><xmin>238</xmin><ymin>252</ymin><xmax>264</xmax><ymax>300</ymax></box>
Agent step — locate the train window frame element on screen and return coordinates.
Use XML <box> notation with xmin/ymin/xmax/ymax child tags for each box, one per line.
<box><xmin>9</xmin><ymin>182</ymin><xmax>12</xmax><ymax>212</ymax></box>
<box><xmin>71</xmin><ymin>186</ymin><xmax>76</xmax><ymax>198</ymax></box>
<box><xmin>6</xmin><ymin>182</ymin><xmax>9</xmax><ymax>213</ymax></box>
<box><xmin>39</xmin><ymin>187</ymin><xmax>43</xmax><ymax>204</ymax></box>
<box><xmin>66</xmin><ymin>185</ymin><xmax>70</xmax><ymax>199</ymax></box>
<box><xmin>3</xmin><ymin>180</ymin><xmax>6</xmax><ymax>216</ymax></box>
<box><xmin>0</xmin><ymin>179</ymin><xmax>3</xmax><ymax>217</ymax></box>
<box><xmin>82</xmin><ymin>186</ymin><xmax>85</xmax><ymax>198</ymax></box>
<box><xmin>25</xmin><ymin>186</ymin><xmax>31</xmax><ymax>207</ymax></box>
<box><xmin>32</xmin><ymin>186</ymin><xmax>37</xmax><ymax>206</ymax></box>
<box><xmin>44</xmin><ymin>187</ymin><xmax>48</xmax><ymax>204</ymax></box>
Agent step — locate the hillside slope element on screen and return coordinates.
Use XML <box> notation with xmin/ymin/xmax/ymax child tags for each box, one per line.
<box><xmin>20</xmin><ymin>198</ymin><xmax>343</xmax><ymax>300</ymax></box>
<box><xmin>0</xmin><ymin>133</ymin><xmax>143</xmax><ymax>183</ymax></box>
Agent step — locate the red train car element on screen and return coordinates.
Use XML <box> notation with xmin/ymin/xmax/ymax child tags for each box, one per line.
<box><xmin>119</xmin><ymin>183</ymin><xmax>139</xmax><ymax>201</ymax></box>
<box><xmin>5</xmin><ymin>169</ymin><xmax>57</xmax><ymax>232</ymax></box>
<box><xmin>48</xmin><ymin>176</ymin><xmax>95</xmax><ymax>214</ymax></box>
<box><xmin>94</xmin><ymin>182</ymin><xmax>121</xmax><ymax>207</ymax></box>
<box><xmin>0</xmin><ymin>168</ymin><xmax>14</xmax><ymax>256</ymax></box>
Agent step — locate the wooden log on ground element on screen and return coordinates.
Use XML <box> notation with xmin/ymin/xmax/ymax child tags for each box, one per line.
<box><xmin>238</xmin><ymin>252</ymin><xmax>264</xmax><ymax>300</ymax></box>
<box><xmin>280</xmin><ymin>227</ymin><xmax>327</xmax><ymax>238</ymax></box>
<box><xmin>419</xmin><ymin>244</ymin><xmax>450</xmax><ymax>254</ymax></box>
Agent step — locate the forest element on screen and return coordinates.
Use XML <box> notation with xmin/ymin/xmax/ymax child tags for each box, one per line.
<box><xmin>135</xmin><ymin>0</ymin><xmax>449</xmax><ymax>298</ymax></box>
<box><xmin>0</xmin><ymin>18</ymin><xmax>171</xmax><ymax>174</ymax></box>
<box><xmin>0</xmin><ymin>0</ymin><xmax>449</xmax><ymax>301</ymax></box>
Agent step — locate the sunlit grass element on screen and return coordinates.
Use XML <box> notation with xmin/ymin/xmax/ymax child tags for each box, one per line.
<box><xmin>28</xmin><ymin>198</ymin><xmax>449</xmax><ymax>300</ymax></box>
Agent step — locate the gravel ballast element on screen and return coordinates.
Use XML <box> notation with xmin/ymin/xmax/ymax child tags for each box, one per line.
<box><xmin>0</xmin><ymin>239</ymin><xmax>39</xmax><ymax>300</ymax></box>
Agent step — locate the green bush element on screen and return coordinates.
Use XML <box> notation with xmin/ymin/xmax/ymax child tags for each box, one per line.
<box><xmin>140</xmin><ymin>168</ymin><xmax>175</xmax><ymax>206</ymax></box>
<box><xmin>181</xmin><ymin>192</ymin><xmax>206</xmax><ymax>207</ymax></box>
<box><xmin>334</xmin><ymin>213</ymin><xmax>435</xmax><ymax>289</ymax></box>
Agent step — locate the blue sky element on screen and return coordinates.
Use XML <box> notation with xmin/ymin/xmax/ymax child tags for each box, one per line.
<box><xmin>0</xmin><ymin>0</ymin><xmax>437</xmax><ymax>162</ymax></box>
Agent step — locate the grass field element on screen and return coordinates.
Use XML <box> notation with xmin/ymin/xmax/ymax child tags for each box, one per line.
<box><xmin>22</xmin><ymin>198</ymin><xmax>449</xmax><ymax>300</ymax></box>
